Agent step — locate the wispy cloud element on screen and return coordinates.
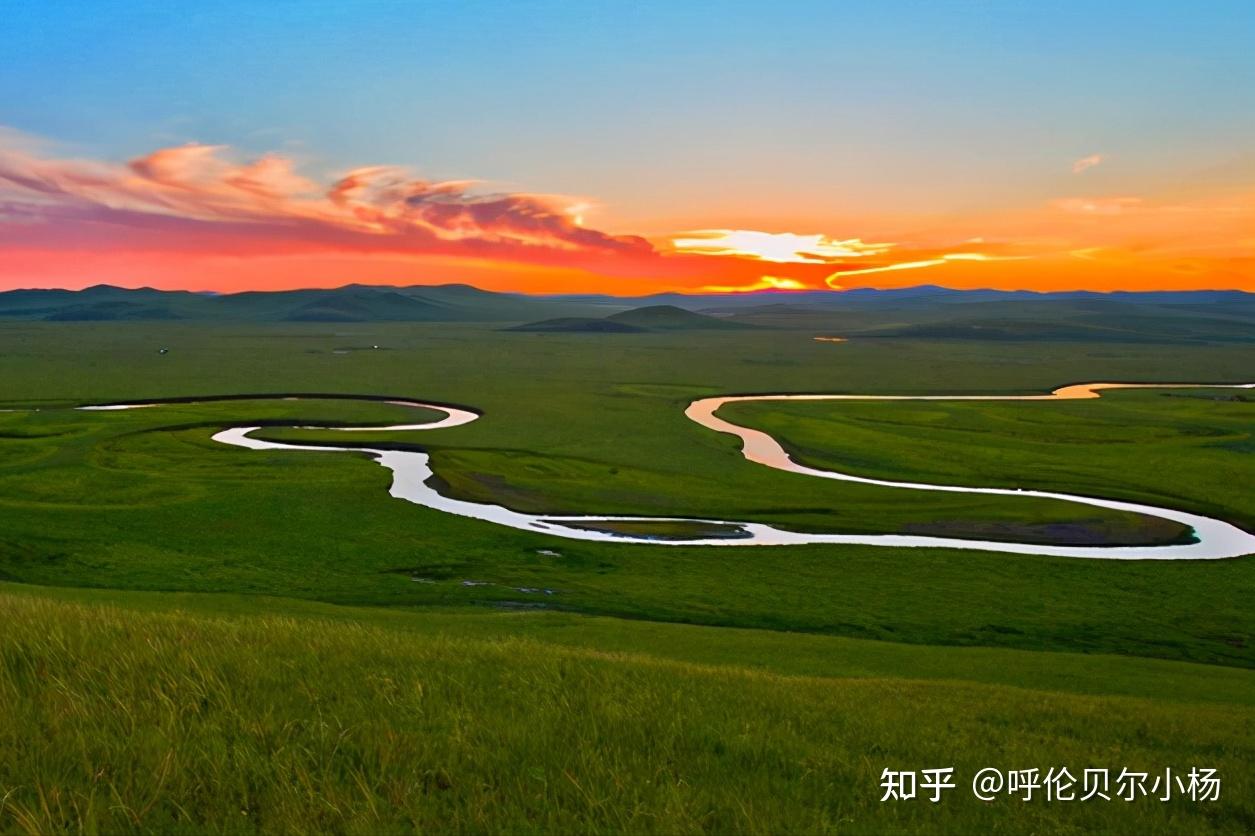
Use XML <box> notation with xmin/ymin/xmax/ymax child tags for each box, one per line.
<box><xmin>822</xmin><ymin>252</ymin><xmax>1032</xmax><ymax>286</ymax></box>
<box><xmin>1071</xmin><ymin>153</ymin><xmax>1105</xmax><ymax>174</ymax></box>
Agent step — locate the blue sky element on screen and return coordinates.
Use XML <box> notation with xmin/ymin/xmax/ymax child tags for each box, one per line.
<box><xmin>4</xmin><ymin>0</ymin><xmax>1252</xmax><ymax>229</ymax></box>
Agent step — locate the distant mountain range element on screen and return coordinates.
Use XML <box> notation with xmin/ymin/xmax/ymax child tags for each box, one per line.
<box><xmin>2</xmin><ymin>282</ymin><xmax>1253</xmax><ymax>342</ymax></box>
<box><xmin>0</xmin><ymin>283</ymin><xmax>604</xmax><ymax>323</ymax></box>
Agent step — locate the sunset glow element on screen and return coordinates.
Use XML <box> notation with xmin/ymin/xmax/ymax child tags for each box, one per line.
<box><xmin>2</xmin><ymin>130</ymin><xmax>1250</xmax><ymax>294</ymax></box>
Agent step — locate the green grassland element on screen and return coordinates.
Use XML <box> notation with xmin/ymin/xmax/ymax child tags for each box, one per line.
<box><xmin>1</xmin><ymin>320</ymin><xmax>1254</xmax><ymax>831</ymax></box>
<box><xmin>3</xmin><ymin>583</ymin><xmax>1254</xmax><ymax>834</ymax></box>
<box><xmin>1</xmin><ymin>324</ymin><xmax>1253</xmax><ymax>660</ymax></box>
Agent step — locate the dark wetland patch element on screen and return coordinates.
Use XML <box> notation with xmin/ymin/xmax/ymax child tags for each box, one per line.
<box><xmin>550</xmin><ymin>519</ymin><xmax>754</xmax><ymax>541</ymax></box>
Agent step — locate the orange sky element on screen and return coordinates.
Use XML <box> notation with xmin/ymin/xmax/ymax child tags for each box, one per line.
<box><xmin>1</xmin><ymin>136</ymin><xmax>1252</xmax><ymax>295</ymax></box>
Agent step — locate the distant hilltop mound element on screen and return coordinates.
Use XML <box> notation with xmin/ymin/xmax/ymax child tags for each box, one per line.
<box><xmin>606</xmin><ymin>305</ymin><xmax>751</xmax><ymax>330</ymax></box>
<box><xmin>508</xmin><ymin>305</ymin><xmax>753</xmax><ymax>333</ymax></box>
<box><xmin>279</xmin><ymin>289</ymin><xmax>449</xmax><ymax>322</ymax></box>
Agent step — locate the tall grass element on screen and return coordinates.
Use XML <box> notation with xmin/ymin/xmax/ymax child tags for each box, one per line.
<box><xmin>3</xmin><ymin>592</ymin><xmax>1252</xmax><ymax>833</ymax></box>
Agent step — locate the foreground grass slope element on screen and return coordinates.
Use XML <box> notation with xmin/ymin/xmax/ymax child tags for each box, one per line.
<box><xmin>3</xmin><ymin>586</ymin><xmax>1253</xmax><ymax>834</ymax></box>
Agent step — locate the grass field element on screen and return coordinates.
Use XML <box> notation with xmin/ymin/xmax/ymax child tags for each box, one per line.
<box><xmin>1</xmin><ymin>320</ymin><xmax>1253</xmax><ymax>831</ymax></box>
<box><xmin>3</xmin><ymin>583</ymin><xmax>1254</xmax><ymax>834</ymax></box>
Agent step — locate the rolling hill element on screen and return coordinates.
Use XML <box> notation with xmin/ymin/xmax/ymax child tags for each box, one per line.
<box><xmin>605</xmin><ymin>304</ymin><xmax>752</xmax><ymax>330</ymax></box>
<box><xmin>2</xmin><ymin>283</ymin><xmax>1254</xmax><ymax>342</ymax></box>
<box><xmin>507</xmin><ymin>317</ymin><xmax>647</xmax><ymax>333</ymax></box>
<box><xmin>508</xmin><ymin>305</ymin><xmax>752</xmax><ymax>333</ymax></box>
<box><xmin>0</xmin><ymin>283</ymin><xmax>621</xmax><ymax>323</ymax></box>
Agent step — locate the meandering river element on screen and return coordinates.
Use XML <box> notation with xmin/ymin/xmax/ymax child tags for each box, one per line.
<box><xmin>79</xmin><ymin>382</ymin><xmax>1255</xmax><ymax>559</ymax></box>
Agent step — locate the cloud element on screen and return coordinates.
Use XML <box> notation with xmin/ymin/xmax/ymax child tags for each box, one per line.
<box><xmin>0</xmin><ymin>136</ymin><xmax>653</xmax><ymax>263</ymax></box>
<box><xmin>699</xmin><ymin>275</ymin><xmax>809</xmax><ymax>293</ymax></box>
<box><xmin>822</xmin><ymin>251</ymin><xmax>1032</xmax><ymax>286</ymax></box>
<box><xmin>1071</xmin><ymin>154</ymin><xmax>1105</xmax><ymax>174</ymax></box>
<box><xmin>668</xmin><ymin>229</ymin><xmax>893</xmax><ymax>263</ymax></box>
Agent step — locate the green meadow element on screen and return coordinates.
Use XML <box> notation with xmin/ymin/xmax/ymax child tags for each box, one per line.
<box><xmin>1</xmin><ymin>320</ymin><xmax>1254</xmax><ymax>831</ymax></box>
<box><xmin>3</xmin><ymin>584</ymin><xmax>1254</xmax><ymax>834</ymax></box>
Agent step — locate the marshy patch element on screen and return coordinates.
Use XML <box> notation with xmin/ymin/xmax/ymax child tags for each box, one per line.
<box><xmin>900</xmin><ymin>518</ymin><xmax>1196</xmax><ymax>547</ymax></box>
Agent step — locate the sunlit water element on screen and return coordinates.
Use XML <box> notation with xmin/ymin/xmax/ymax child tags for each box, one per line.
<box><xmin>77</xmin><ymin>383</ymin><xmax>1255</xmax><ymax>559</ymax></box>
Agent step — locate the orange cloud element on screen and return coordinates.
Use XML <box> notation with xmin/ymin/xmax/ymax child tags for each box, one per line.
<box><xmin>699</xmin><ymin>275</ymin><xmax>809</xmax><ymax>293</ymax></box>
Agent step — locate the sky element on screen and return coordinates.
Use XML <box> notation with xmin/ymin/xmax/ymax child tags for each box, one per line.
<box><xmin>1</xmin><ymin>0</ymin><xmax>1253</xmax><ymax>295</ymax></box>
